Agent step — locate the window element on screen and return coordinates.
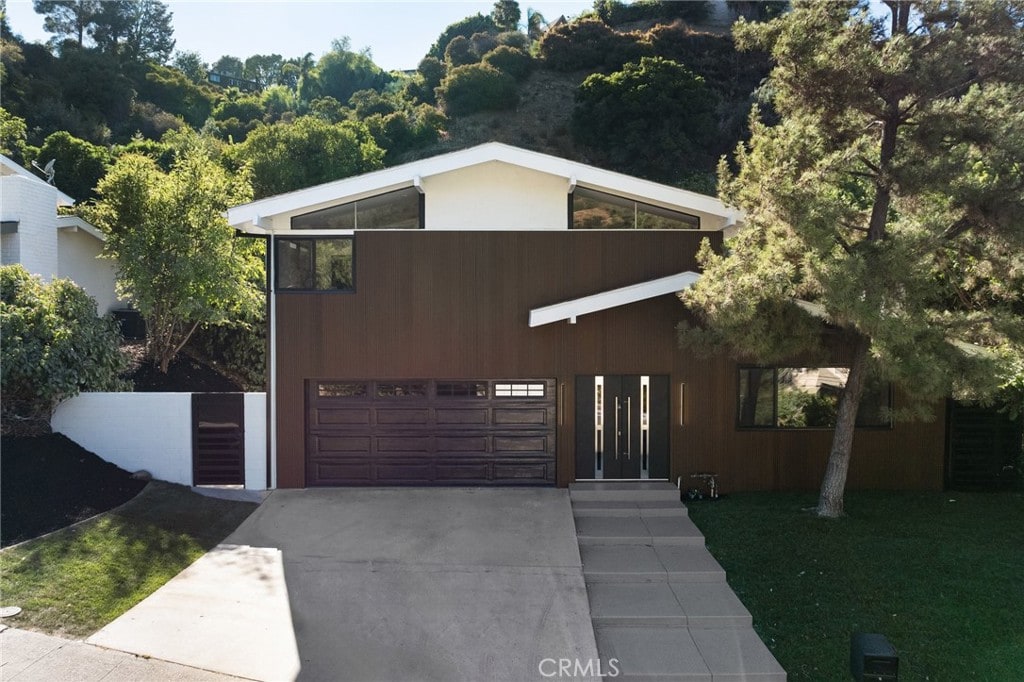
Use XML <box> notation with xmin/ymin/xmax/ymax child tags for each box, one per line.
<box><xmin>737</xmin><ymin>366</ymin><xmax>891</xmax><ymax>429</ymax></box>
<box><xmin>436</xmin><ymin>382</ymin><xmax>489</xmax><ymax>398</ymax></box>
<box><xmin>318</xmin><ymin>382</ymin><xmax>368</xmax><ymax>398</ymax></box>
<box><xmin>494</xmin><ymin>382</ymin><xmax>546</xmax><ymax>398</ymax></box>
<box><xmin>571</xmin><ymin>187</ymin><xmax>699</xmax><ymax>230</ymax></box>
<box><xmin>376</xmin><ymin>382</ymin><xmax>427</xmax><ymax>398</ymax></box>
<box><xmin>276</xmin><ymin>237</ymin><xmax>354</xmax><ymax>291</ymax></box>
<box><xmin>291</xmin><ymin>187</ymin><xmax>423</xmax><ymax>230</ymax></box>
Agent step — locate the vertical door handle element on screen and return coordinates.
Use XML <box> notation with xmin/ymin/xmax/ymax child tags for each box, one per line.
<box><xmin>614</xmin><ymin>396</ymin><xmax>620</xmax><ymax>460</ymax></box>
<box><xmin>625</xmin><ymin>396</ymin><xmax>632</xmax><ymax>458</ymax></box>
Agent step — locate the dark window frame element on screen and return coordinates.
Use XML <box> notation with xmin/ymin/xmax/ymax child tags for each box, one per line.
<box><xmin>274</xmin><ymin>236</ymin><xmax>356</xmax><ymax>293</ymax></box>
<box><xmin>290</xmin><ymin>187</ymin><xmax>425</xmax><ymax>231</ymax></box>
<box><xmin>569</xmin><ymin>186</ymin><xmax>700</xmax><ymax>230</ymax></box>
<box><xmin>735</xmin><ymin>365</ymin><xmax>893</xmax><ymax>430</ymax></box>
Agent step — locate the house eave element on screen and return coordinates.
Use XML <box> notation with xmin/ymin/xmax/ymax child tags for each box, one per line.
<box><xmin>529</xmin><ymin>271</ymin><xmax>701</xmax><ymax>327</ymax></box>
<box><xmin>226</xmin><ymin>143</ymin><xmax>742</xmax><ymax>233</ymax></box>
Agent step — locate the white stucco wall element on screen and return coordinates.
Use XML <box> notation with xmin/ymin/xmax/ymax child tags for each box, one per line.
<box><xmin>422</xmin><ymin>161</ymin><xmax>570</xmax><ymax>230</ymax></box>
<box><xmin>0</xmin><ymin>175</ymin><xmax>60</xmax><ymax>279</ymax></box>
<box><xmin>52</xmin><ymin>392</ymin><xmax>268</xmax><ymax>490</ymax></box>
<box><xmin>57</xmin><ymin>228</ymin><xmax>121</xmax><ymax>314</ymax></box>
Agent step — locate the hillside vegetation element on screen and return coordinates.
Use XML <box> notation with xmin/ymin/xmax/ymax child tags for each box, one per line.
<box><xmin>0</xmin><ymin>0</ymin><xmax>777</xmax><ymax>385</ymax></box>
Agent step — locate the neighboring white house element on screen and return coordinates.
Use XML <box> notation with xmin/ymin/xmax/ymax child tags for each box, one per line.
<box><xmin>0</xmin><ymin>154</ymin><xmax>122</xmax><ymax>313</ymax></box>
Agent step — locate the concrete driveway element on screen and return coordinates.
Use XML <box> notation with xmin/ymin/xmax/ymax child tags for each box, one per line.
<box><xmin>91</xmin><ymin>487</ymin><xmax>599</xmax><ymax>682</ymax></box>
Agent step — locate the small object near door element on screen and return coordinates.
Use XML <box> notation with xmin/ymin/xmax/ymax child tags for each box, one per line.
<box><xmin>192</xmin><ymin>393</ymin><xmax>245</xmax><ymax>486</ymax></box>
<box><xmin>575</xmin><ymin>375</ymin><xmax>669</xmax><ymax>480</ymax></box>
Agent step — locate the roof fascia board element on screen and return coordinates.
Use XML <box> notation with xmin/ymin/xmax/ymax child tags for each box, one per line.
<box><xmin>529</xmin><ymin>270</ymin><xmax>701</xmax><ymax>327</ymax></box>
<box><xmin>227</xmin><ymin>142</ymin><xmax>737</xmax><ymax>231</ymax></box>
<box><xmin>56</xmin><ymin>215</ymin><xmax>106</xmax><ymax>242</ymax></box>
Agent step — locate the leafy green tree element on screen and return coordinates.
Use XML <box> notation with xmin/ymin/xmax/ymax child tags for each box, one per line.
<box><xmin>405</xmin><ymin>56</ymin><xmax>445</xmax><ymax>105</ymax></box>
<box><xmin>0</xmin><ymin>106</ymin><xmax>28</xmax><ymax>162</ymax></box>
<box><xmin>1</xmin><ymin>264</ymin><xmax>128</xmax><ymax>435</ymax></box>
<box><xmin>33</xmin><ymin>130</ymin><xmax>110</xmax><ymax>201</ymax></box>
<box><xmin>572</xmin><ymin>56</ymin><xmax>718</xmax><ymax>184</ymax></box>
<box><xmin>232</xmin><ymin>115</ymin><xmax>384</xmax><ymax>198</ymax></box>
<box><xmin>211</xmin><ymin>54</ymin><xmax>243</xmax><ymax>78</ymax></box>
<box><xmin>138</xmin><ymin>63</ymin><xmax>216</xmax><ymax>128</ymax></box>
<box><xmin>244</xmin><ymin>53</ymin><xmax>283</xmax><ymax>89</ymax></box>
<box><xmin>436</xmin><ymin>62</ymin><xmax>518</xmax><ymax>116</ymax></box>
<box><xmin>492</xmin><ymin>0</ymin><xmax>521</xmax><ymax>32</ymax></box>
<box><xmin>91</xmin><ymin>142</ymin><xmax>261</xmax><ymax>374</ymax></box>
<box><xmin>172</xmin><ymin>49</ymin><xmax>207</xmax><ymax>83</ymax></box>
<box><xmin>314</xmin><ymin>38</ymin><xmax>390</xmax><ymax>105</ymax></box>
<box><xmin>31</xmin><ymin>0</ymin><xmax>100</xmax><ymax>45</ymax></box>
<box><xmin>92</xmin><ymin>0</ymin><xmax>175</xmax><ymax>63</ymax></box>
<box><xmin>427</xmin><ymin>13</ymin><xmax>498</xmax><ymax>60</ymax></box>
<box><xmin>681</xmin><ymin>0</ymin><xmax>1024</xmax><ymax>517</ymax></box>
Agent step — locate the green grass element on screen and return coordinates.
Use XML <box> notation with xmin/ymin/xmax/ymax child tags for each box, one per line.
<box><xmin>687</xmin><ymin>491</ymin><xmax>1024</xmax><ymax>681</ymax></box>
<box><xmin>0</xmin><ymin>482</ymin><xmax>256</xmax><ymax>638</ymax></box>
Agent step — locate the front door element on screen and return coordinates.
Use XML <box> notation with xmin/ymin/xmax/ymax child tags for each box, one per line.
<box><xmin>575</xmin><ymin>375</ymin><xmax>669</xmax><ymax>480</ymax></box>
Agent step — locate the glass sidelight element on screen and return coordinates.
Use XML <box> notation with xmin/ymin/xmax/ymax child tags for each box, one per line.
<box><xmin>575</xmin><ymin>375</ymin><xmax>669</xmax><ymax>480</ymax></box>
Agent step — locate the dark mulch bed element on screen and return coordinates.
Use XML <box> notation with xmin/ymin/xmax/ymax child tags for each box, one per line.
<box><xmin>121</xmin><ymin>342</ymin><xmax>242</xmax><ymax>392</ymax></box>
<box><xmin>1</xmin><ymin>434</ymin><xmax>148</xmax><ymax>547</ymax></box>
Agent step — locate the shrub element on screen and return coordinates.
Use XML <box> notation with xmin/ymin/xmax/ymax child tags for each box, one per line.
<box><xmin>496</xmin><ymin>31</ymin><xmax>530</xmax><ymax>51</ymax></box>
<box><xmin>483</xmin><ymin>46</ymin><xmax>534</xmax><ymax>81</ymax></box>
<box><xmin>571</xmin><ymin>57</ymin><xmax>719</xmax><ymax>183</ymax></box>
<box><xmin>427</xmin><ymin>13</ymin><xmax>499</xmax><ymax>60</ymax></box>
<box><xmin>189</xmin><ymin>310</ymin><xmax>265</xmax><ymax>391</ymax></box>
<box><xmin>444</xmin><ymin>35</ymin><xmax>478</xmax><ymax>67</ymax></box>
<box><xmin>1</xmin><ymin>265</ymin><xmax>128</xmax><ymax>435</ymax></box>
<box><xmin>538</xmin><ymin>18</ymin><xmax>652</xmax><ymax>72</ymax></box>
<box><xmin>594</xmin><ymin>0</ymin><xmax>710</xmax><ymax>27</ymax></box>
<box><xmin>436</xmin><ymin>63</ymin><xmax>519</xmax><ymax>116</ymax></box>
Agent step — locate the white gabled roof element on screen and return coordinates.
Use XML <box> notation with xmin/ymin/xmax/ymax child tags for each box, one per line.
<box><xmin>0</xmin><ymin>154</ymin><xmax>75</xmax><ymax>207</ymax></box>
<box><xmin>227</xmin><ymin>142</ymin><xmax>739</xmax><ymax>233</ymax></box>
<box><xmin>56</xmin><ymin>215</ymin><xmax>106</xmax><ymax>242</ymax></box>
<box><xmin>529</xmin><ymin>271</ymin><xmax>701</xmax><ymax>327</ymax></box>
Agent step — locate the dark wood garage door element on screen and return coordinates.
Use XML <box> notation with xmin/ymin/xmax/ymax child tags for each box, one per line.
<box><xmin>306</xmin><ymin>379</ymin><xmax>556</xmax><ymax>486</ymax></box>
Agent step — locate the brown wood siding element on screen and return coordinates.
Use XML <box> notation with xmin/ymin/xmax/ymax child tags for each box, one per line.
<box><xmin>274</xmin><ymin>231</ymin><xmax>944</xmax><ymax>490</ymax></box>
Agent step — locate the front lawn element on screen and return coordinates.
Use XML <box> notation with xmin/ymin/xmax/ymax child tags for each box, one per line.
<box><xmin>687</xmin><ymin>491</ymin><xmax>1024</xmax><ymax>681</ymax></box>
<box><xmin>0</xmin><ymin>481</ymin><xmax>256</xmax><ymax>638</ymax></box>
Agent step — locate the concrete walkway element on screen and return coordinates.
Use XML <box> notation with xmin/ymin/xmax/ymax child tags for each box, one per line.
<box><xmin>571</xmin><ymin>482</ymin><xmax>787</xmax><ymax>681</ymax></box>
<box><xmin>0</xmin><ymin>625</ymin><xmax>245</xmax><ymax>681</ymax></box>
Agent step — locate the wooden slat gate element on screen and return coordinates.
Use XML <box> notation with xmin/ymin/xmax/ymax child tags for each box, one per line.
<box><xmin>946</xmin><ymin>401</ymin><xmax>1022</xmax><ymax>490</ymax></box>
<box><xmin>192</xmin><ymin>393</ymin><xmax>245</xmax><ymax>486</ymax></box>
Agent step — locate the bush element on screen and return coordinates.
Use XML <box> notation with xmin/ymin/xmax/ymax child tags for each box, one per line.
<box><xmin>594</xmin><ymin>0</ymin><xmax>710</xmax><ymax>27</ymax></box>
<box><xmin>496</xmin><ymin>31</ymin><xmax>530</xmax><ymax>51</ymax></box>
<box><xmin>444</xmin><ymin>35</ymin><xmax>478</xmax><ymax>67</ymax></box>
<box><xmin>1</xmin><ymin>266</ymin><xmax>128</xmax><ymax>435</ymax></box>
<box><xmin>436</xmin><ymin>63</ymin><xmax>519</xmax><ymax>116</ymax></box>
<box><xmin>571</xmin><ymin>56</ymin><xmax>719</xmax><ymax>183</ymax></box>
<box><xmin>483</xmin><ymin>46</ymin><xmax>534</xmax><ymax>81</ymax></box>
<box><xmin>538</xmin><ymin>18</ymin><xmax>652</xmax><ymax>72</ymax></box>
<box><xmin>188</xmin><ymin>311</ymin><xmax>265</xmax><ymax>391</ymax></box>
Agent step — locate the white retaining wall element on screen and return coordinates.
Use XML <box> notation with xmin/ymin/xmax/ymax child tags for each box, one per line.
<box><xmin>51</xmin><ymin>392</ymin><xmax>268</xmax><ymax>490</ymax></box>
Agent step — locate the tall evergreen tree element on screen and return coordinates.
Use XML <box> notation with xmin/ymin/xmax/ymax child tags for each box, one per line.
<box><xmin>92</xmin><ymin>0</ymin><xmax>174</xmax><ymax>63</ymax></box>
<box><xmin>492</xmin><ymin>0</ymin><xmax>522</xmax><ymax>32</ymax></box>
<box><xmin>31</xmin><ymin>0</ymin><xmax>100</xmax><ymax>45</ymax></box>
<box><xmin>681</xmin><ymin>0</ymin><xmax>1024</xmax><ymax>517</ymax></box>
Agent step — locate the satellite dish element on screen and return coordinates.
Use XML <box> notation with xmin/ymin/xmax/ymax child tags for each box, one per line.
<box><xmin>31</xmin><ymin>158</ymin><xmax>56</xmax><ymax>185</ymax></box>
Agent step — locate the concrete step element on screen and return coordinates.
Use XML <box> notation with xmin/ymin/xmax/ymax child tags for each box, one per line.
<box><xmin>571</xmin><ymin>500</ymin><xmax>689</xmax><ymax>517</ymax></box>
<box><xmin>586</xmin><ymin>582</ymin><xmax>753</xmax><ymax>629</ymax></box>
<box><xmin>575</xmin><ymin>515</ymin><xmax>705</xmax><ymax>546</ymax></box>
<box><xmin>580</xmin><ymin>545</ymin><xmax>726</xmax><ymax>584</ymax></box>
<box><xmin>570</xmin><ymin>481</ymin><xmax>680</xmax><ymax>503</ymax></box>
<box><xmin>594</xmin><ymin>625</ymin><xmax>786</xmax><ymax>681</ymax></box>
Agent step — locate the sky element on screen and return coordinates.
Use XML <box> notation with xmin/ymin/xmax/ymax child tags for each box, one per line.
<box><xmin>4</xmin><ymin>1</ymin><xmax>597</xmax><ymax>71</ymax></box>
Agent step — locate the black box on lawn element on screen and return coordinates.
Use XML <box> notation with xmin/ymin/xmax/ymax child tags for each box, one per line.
<box><xmin>850</xmin><ymin>632</ymin><xmax>899</xmax><ymax>681</ymax></box>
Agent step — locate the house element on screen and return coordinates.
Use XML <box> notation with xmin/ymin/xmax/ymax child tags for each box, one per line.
<box><xmin>227</xmin><ymin>142</ymin><xmax>946</xmax><ymax>490</ymax></box>
<box><xmin>0</xmin><ymin>155</ymin><xmax>121</xmax><ymax>314</ymax></box>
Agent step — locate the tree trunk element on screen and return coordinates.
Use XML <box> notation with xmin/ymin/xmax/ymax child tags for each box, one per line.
<box><xmin>816</xmin><ymin>333</ymin><xmax>871</xmax><ymax>517</ymax></box>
